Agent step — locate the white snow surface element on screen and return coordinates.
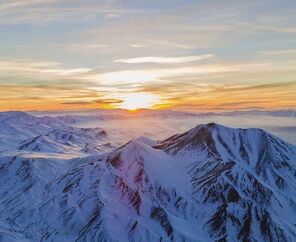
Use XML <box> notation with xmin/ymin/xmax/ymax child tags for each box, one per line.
<box><xmin>0</xmin><ymin>111</ymin><xmax>296</xmax><ymax>241</ymax></box>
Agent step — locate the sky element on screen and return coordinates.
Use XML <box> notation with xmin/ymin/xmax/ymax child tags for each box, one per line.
<box><xmin>0</xmin><ymin>0</ymin><xmax>296</xmax><ymax>111</ymax></box>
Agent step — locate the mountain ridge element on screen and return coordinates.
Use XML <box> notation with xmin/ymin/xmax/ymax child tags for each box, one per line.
<box><xmin>0</xmin><ymin>118</ymin><xmax>295</xmax><ymax>241</ymax></box>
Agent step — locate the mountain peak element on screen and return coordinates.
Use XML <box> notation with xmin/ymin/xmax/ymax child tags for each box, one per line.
<box><xmin>155</xmin><ymin>123</ymin><xmax>293</xmax><ymax>160</ymax></box>
<box><xmin>135</xmin><ymin>136</ymin><xmax>157</xmax><ymax>147</ymax></box>
<box><xmin>106</xmin><ymin>139</ymin><xmax>153</xmax><ymax>169</ymax></box>
<box><xmin>154</xmin><ymin>123</ymin><xmax>228</xmax><ymax>154</ymax></box>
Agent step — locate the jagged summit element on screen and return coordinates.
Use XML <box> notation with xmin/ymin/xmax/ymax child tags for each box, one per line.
<box><xmin>135</xmin><ymin>136</ymin><xmax>157</xmax><ymax>147</ymax></box>
<box><xmin>156</xmin><ymin>122</ymin><xmax>293</xmax><ymax>156</ymax></box>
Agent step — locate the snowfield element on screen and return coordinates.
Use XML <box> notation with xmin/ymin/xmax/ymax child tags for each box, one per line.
<box><xmin>0</xmin><ymin>111</ymin><xmax>296</xmax><ymax>241</ymax></box>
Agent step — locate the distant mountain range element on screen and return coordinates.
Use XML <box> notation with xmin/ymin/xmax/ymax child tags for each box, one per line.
<box><xmin>29</xmin><ymin>108</ymin><xmax>296</xmax><ymax>118</ymax></box>
<box><xmin>0</xmin><ymin>111</ymin><xmax>115</xmax><ymax>155</ymax></box>
<box><xmin>0</xmin><ymin>111</ymin><xmax>296</xmax><ymax>241</ymax></box>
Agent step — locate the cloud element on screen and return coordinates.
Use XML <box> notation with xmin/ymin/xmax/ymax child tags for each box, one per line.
<box><xmin>1</xmin><ymin>55</ymin><xmax>296</xmax><ymax>111</ymax></box>
<box><xmin>260</xmin><ymin>49</ymin><xmax>296</xmax><ymax>56</ymax></box>
<box><xmin>61</xmin><ymin>98</ymin><xmax>123</xmax><ymax>107</ymax></box>
<box><xmin>0</xmin><ymin>0</ymin><xmax>53</xmax><ymax>11</ymax></box>
<box><xmin>104</xmin><ymin>13</ymin><xmax>121</xmax><ymax>19</ymax></box>
<box><xmin>0</xmin><ymin>58</ymin><xmax>60</xmax><ymax>70</ymax></box>
<box><xmin>0</xmin><ymin>58</ymin><xmax>92</xmax><ymax>78</ymax></box>
<box><xmin>93</xmin><ymin>98</ymin><xmax>123</xmax><ymax>104</ymax></box>
<box><xmin>41</xmin><ymin>68</ymin><xmax>92</xmax><ymax>75</ymax></box>
<box><xmin>114</xmin><ymin>55</ymin><xmax>214</xmax><ymax>64</ymax></box>
<box><xmin>62</xmin><ymin>101</ymin><xmax>92</xmax><ymax>105</ymax></box>
<box><xmin>129</xmin><ymin>40</ymin><xmax>195</xmax><ymax>50</ymax></box>
<box><xmin>90</xmin><ymin>62</ymin><xmax>273</xmax><ymax>87</ymax></box>
<box><xmin>160</xmin><ymin>81</ymin><xmax>296</xmax><ymax>111</ymax></box>
<box><xmin>64</xmin><ymin>43</ymin><xmax>109</xmax><ymax>50</ymax></box>
<box><xmin>0</xmin><ymin>0</ymin><xmax>127</xmax><ymax>24</ymax></box>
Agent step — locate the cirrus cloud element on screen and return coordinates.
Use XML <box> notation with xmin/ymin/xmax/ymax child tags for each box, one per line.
<box><xmin>114</xmin><ymin>54</ymin><xmax>214</xmax><ymax>64</ymax></box>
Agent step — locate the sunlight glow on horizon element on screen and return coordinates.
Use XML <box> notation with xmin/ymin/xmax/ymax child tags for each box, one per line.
<box><xmin>116</xmin><ymin>93</ymin><xmax>160</xmax><ymax>110</ymax></box>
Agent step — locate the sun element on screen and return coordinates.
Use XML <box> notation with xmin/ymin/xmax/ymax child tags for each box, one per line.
<box><xmin>118</xmin><ymin>93</ymin><xmax>160</xmax><ymax>110</ymax></box>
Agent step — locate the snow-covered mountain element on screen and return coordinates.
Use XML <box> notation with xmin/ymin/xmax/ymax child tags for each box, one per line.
<box><xmin>0</xmin><ymin>116</ymin><xmax>296</xmax><ymax>241</ymax></box>
<box><xmin>0</xmin><ymin>111</ymin><xmax>114</xmax><ymax>155</ymax></box>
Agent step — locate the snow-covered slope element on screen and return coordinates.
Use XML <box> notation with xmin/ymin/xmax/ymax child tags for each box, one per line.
<box><xmin>0</xmin><ymin>111</ymin><xmax>114</xmax><ymax>155</ymax></box>
<box><xmin>156</xmin><ymin>123</ymin><xmax>296</xmax><ymax>241</ymax></box>
<box><xmin>0</xmin><ymin>120</ymin><xmax>296</xmax><ymax>241</ymax></box>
